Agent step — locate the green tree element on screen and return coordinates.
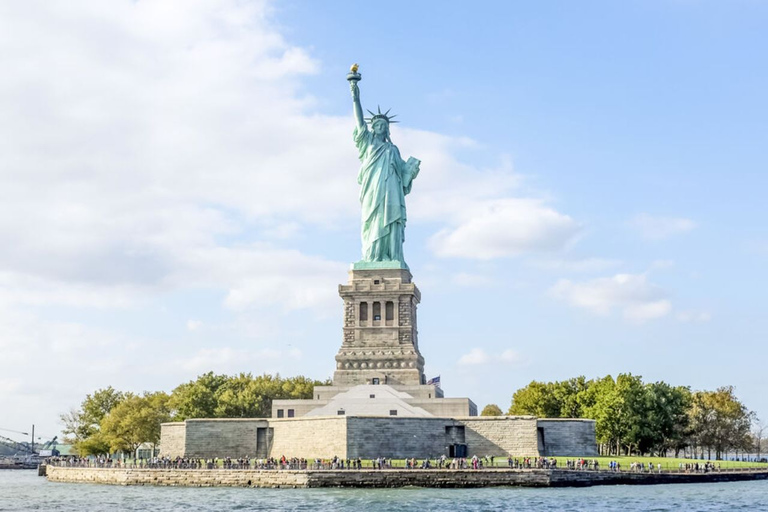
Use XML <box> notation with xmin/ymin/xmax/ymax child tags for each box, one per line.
<box><xmin>581</xmin><ymin>374</ymin><xmax>647</xmax><ymax>456</ymax></box>
<box><xmin>169</xmin><ymin>372</ymin><xmax>229</xmax><ymax>420</ymax></box>
<box><xmin>481</xmin><ymin>404</ymin><xmax>503</xmax><ymax>416</ymax></box>
<box><xmin>689</xmin><ymin>386</ymin><xmax>754</xmax><ymax>460</ymax></box>
<box><xmin>642</xmin><ymin>382</ymin><xmax>691</xmax><ymax>456</ymax></box>
<box><xmin>508</xmin><ymin>381</ymin><xmax>561</xmax><ymax>417</ymax></box>
<box><xmin>552</xmin><ymin>376</ymin><xmax>591</xmax><ymax>418</ymax></box>
<box><xmin>60</xmin><ymin>386</ymin><xmax>124</xmax><ymax>456</ymax></box>
<box><xmin>101</xmin><ymin>392</ymin><xmax>171</xmax><ymax>456</ymax></box>
<box><xmin>214</xmin><ymin>373</ymin><xmax>328</xmax><ymax>418</ymax></box>
<box><xmin>170</xmin><ymin>372</ymin><xmax>328</xmax><ymax>420</ymax></box>
<box><xmin>508</xmin><ymin>377</ymin><xmax>591</xmax><ymax>419</ymax></box>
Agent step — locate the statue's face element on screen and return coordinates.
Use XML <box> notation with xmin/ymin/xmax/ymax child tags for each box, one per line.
<box><xmin>372</xmin><ymin>119</ymin><xmax>388</xmax><ymax>136</ymax></box>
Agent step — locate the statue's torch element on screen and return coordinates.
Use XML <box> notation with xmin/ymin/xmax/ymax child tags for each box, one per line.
<box><xmin>347</xmin><ymin>63</ymin><xmax>361</xmax><ymax>84</ymax></box>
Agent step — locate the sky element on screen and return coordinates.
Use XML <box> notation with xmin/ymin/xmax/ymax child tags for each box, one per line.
<box><xmin>1</xmin><ymin>0</ymin><xmax>767</xmax><ymax>442</ymax></box>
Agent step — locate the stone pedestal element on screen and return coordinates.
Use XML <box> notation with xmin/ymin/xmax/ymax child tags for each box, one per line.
<box><xmin>333</xmin><ymin>268</ymin><xmax>425</xmax><ymax>386</ymax></box>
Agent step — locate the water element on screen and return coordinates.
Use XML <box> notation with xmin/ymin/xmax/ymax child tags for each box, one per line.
<box><xmin>0</xmin><ymin>470</ymin><xmax>766</xmax><ymax>511</ymax></box>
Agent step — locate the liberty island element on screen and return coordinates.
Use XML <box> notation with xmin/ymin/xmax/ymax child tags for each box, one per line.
<box><xmin>39</xmin><ymin>65</ymin><xmax>768</xmax><ymax>489</ymax></box>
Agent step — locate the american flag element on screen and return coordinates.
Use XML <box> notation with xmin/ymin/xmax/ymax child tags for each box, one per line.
<box><xmin>427</xmin><ymin>375</ymin><xmax>441</xmax><ymax>387</ymax></box>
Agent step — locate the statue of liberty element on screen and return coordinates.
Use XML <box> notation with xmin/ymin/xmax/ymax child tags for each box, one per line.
<box><xmin>348</xmin><ymin>64</ymin><xmax>420</xmax><ymax>269</ymax></box>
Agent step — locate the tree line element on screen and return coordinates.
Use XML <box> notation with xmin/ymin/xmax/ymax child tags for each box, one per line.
<box><xmin>62</xmin><ymin>371</ymin><xmax>758</xmax><ymax>461</ymax></box>
<box><xmin>482</xmin><ymin>374</ymin><xmax>756</xmax><ymax>460</ymax></box>
<box><xmin>61</xmin><ymin>372</ymin><xmax>328</xmax><ymax>456</ymax></box>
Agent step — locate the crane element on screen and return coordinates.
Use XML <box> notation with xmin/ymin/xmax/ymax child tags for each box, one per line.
<box><xmin>0</xmin><ymin>434</ymin><xmax>37</xmax><ymax>456</ymax></box>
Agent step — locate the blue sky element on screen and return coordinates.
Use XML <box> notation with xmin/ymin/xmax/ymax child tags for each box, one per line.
<box><xmin>0</xmin><ymin>0</ymin><xmax>767</xmax><ymax>440</ymax></box>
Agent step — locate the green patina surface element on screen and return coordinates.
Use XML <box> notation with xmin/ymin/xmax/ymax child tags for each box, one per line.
<box><xmin>348</xmin><ymin>66</ymin><xmax>420</xmax><ymax>268</ymax></box>
<box><xmin>351</xmin><ymin>259</ymin><xmax>409</xmax><ymax>270</ymax></box>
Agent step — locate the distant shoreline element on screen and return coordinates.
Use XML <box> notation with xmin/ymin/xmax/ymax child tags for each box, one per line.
<box><xmin>42</xmin><ymin>465</ymin><xmax>768</xmax><ymax>488</ymax></box>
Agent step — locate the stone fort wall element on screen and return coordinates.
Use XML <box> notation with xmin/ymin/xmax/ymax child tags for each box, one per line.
<box><xmin>45</xmin><ymin>466</ymin><xmax>768</xmax><ymax>488</ymax></box>
<box><xmin>537</xmin><ymin>419</ymin><xmax>598</xmax><ymax>456</ymax></box>
<box><xmin>160</xmin><ymin>416</ymin><xmax>597</xmax><ymax>459</ymax></box>
<box><xmin>170</xmin><ymin>419</ymin><xmax>268</xmax><ymax>459</ymax></box>
<box><xmin>270</xmin><ymin>417</ymin><xmax>348</xmax><ymax>458</ymax></box>
<box><xmin>461</xmin><ymin>417</ymin><xmax>540</xmax><ymax>456</ymax></box>
<box><xmin>160</xmin><ymin>422</ymin><xmax>186</xmax><ymax>457</ymax></box>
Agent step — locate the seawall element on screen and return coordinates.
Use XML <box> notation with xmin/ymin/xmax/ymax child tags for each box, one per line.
<box><xmin>44</xmin><ymin>466</ymin><xmax>768</xmax><ymax>488</ymax></box>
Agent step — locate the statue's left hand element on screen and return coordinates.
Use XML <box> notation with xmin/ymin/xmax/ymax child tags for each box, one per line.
<box><xmin>406</xmin><ymin>157</ymin><xmax>421</xmax><ymax>178</ymax></box>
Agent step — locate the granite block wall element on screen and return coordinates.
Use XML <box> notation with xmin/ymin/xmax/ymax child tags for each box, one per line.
<box><xmin>159</xmin><ymin>416</ymin><xmax>597</xmax><ymax>459</ymax></box>
<box><xmin>159</xmin><ymin>423</ymin><xmax>186</xmax><ymax>458</ymax></box>
<box><xmin>269</xmin><ymin>417</ymin><xmax>348</xmax><ymax>458</ymax></box>
<box><xmin>461</xmin><ymin>417</ymin><xmax>540</xmax><ymax>456</ymax></box>
<box><xmin>537</xmin><ymin>419</ymin><xmax>598</xmax><ymax>456</ymax></box>
<box><xmin>345</xmin><ymin>417</ymin><xmax>457</xmax><ymax>459</ymax></box>
<box><xmin>181</xmin><ymin>419</ymin><xmax>267</xmax><ymax>459</ymax></box>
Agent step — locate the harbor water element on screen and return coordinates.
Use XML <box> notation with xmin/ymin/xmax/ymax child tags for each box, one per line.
<box><xmin>1</xmin><ymin>470</ymin><xmax>766</xmax><ymax>511</ymax></box>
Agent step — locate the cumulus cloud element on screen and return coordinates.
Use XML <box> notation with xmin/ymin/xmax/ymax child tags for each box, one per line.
<box><xmin>187</xmin><ymin>320</ymin><xmax>203</xmax><ymax>332</ymax></box>
<box><xmin>528</xmin><ymin>257</ymin><xmax>622</xmax><ymax>273</ymax></box>
<box><xmin>458</xmin><ymin>348</ymin><xmax>491</xmax><ymax>365</ymax></box>
<box><xmin>0</xmin><ymin>0</ymin><xmax>354</xmax><ymax>309</ymax></box>
<box><xmin>0</xmin><ymin>306</ymin><xmax>156</xmax><ymax>434</ymax></box>
<box><xmin>499</xmin><ymin>349</ymin><xmax>522</xmax><ymax>363</ymax></box>
<box><xmin>430</xmin><ymin>199</ymin><xmax>581</xmax><ymax>259</ymax></box>
<box><xmin>0</xmin><ymin>0</ymin><xmax>573</xmax><ymax>433</ymax></box>
<box><xmin>550</xmin><ymin>273</ymin><xmax>672</xmax><ymax>322</ymax></box>
<box><xmin>0</xmin><ymin>0</ymin><xmax>355</xmax><ymax>434</ymax></box>
<box><xmin>630</xmin><ymin>214</ymin><xmax>697</xmax><ymax>240</ymax></box>
<box><xmin>177</xmin><ymin>347</ymin><xmax>302</xmax><ymax>373</ymax></box>
<box><xmin>451</xmin><ymin>272</ymin><xmax>494</xmax><ymax>287</ymax></box>
<box><xmin>458</xmin><ymin>348</ymin><xmax>524</xmax><ymax>366</ymax></box>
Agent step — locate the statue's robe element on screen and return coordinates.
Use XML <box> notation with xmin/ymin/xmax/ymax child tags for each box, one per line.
<box><xmin>353</xmin><ymin>124</ymin><xmax>417</xmax><ymax>263</ymax></box>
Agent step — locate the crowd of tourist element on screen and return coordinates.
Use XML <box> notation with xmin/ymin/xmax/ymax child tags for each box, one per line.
<box><xmin>43</xmin><ymin>455</ymin><xmax>739</xmax><ymax>474</ymax></box>
<box><xmin>678</xmin><ymin>461</ymin><xmax>721</xmax><ymax>473</ymax></box>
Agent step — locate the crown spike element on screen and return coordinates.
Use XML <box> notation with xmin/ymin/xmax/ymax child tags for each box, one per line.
<box><xmin>363</xmin><ymin>106</ymin><xmax>399</xmax><ymax>125</ymax></box>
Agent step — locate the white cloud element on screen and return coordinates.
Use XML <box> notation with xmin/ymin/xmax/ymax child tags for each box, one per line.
<box><xmin>550</xmin><ymin>272</ymin><xmax>672</xmax><ymax>322</ymax></box>
<box><xmin>0</xmin><ymin>306</ymin><xmax>155</xmax><ymax>434</ymax></box>
<box><xmin>0</xmin><ymin>1</ymin><xmax>351</xmax><ymax>298</ymax></box>
<box><xmin>458</xmin><ymin>347</ymin><xmax>524</xmax><ymax>366</ymax></box>
<box><xmin>499</xmin><ymin>349</ymin><xmax>522</xmax><ymax>363</ymax></box>
<box><xmin>623</xmin><ymin>300</ymin><xmax>673</xmax><ymax>322</ymax></box>
<box><xmin>174</xmin><ymin>244</ymin><xmax>346</xmax><ymax>314</ymax></box>
<box><xmin>0</xmin><ymin>0</ymin><xmax>353</xmax><ymax>435</ymax></box>
<box><xmin>0</xmin><ymin>378</ymin><xmax>21</xmax><ymax>394</ymax></box>
<box><xmin>458</xmin><ymin>348</ymin><xmax>491</xmax><ymax>365</ymax></box>
<box><xmin>630</xmin><ymin>214</ymin><xmax>697</xmax><ymax>240</ymax></box>
<box><xmin>430</xmin><ymin>199</ymin><xmax>581</xmax><ymax>259</ymax></box>
<box><xmin>176</xmin><ymin>347</ymin><xmax>302</xmax><ymax>373</ymax></box>
<box><xmin>0</xmin><ymin>0</ymin><xmax>577</xmax><ymax>434</ymax></box>
<box><xmin>529</xmin><ymin>257</ymin><xmax>622</xmax><ymax>273</ymax></box>
<box><xmin>187</xmin><ymin>320</ymin><xmax>203</xmax><ymax>332</ymax></box>
<box><xmin>451</xmin><ymin>272</ymin><xmax>494</xmax><ymax>287</ymax></box>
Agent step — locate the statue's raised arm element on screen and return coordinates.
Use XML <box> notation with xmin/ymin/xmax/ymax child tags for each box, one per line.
<box><xmin>347</xmin><ymin>63</ymin><xmax>365</xmax><ymax>129</ymax></box>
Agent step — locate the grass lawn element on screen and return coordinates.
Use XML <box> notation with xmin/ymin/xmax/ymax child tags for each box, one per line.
<box><xmin>564</xmin><ymin>456</ymin><xmax>766</xmax><ymax>471</ymax></box>
<box><xmin>358</xmin><ymin>456</ymin><xmax>768</xmax><ymax>470</ymax></box>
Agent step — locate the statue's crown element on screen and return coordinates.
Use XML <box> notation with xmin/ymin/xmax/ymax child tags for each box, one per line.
<box><xmin>365</xmin><ymin>106</ymin><xmax>398</xmax><ymax>124</ymax></box>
